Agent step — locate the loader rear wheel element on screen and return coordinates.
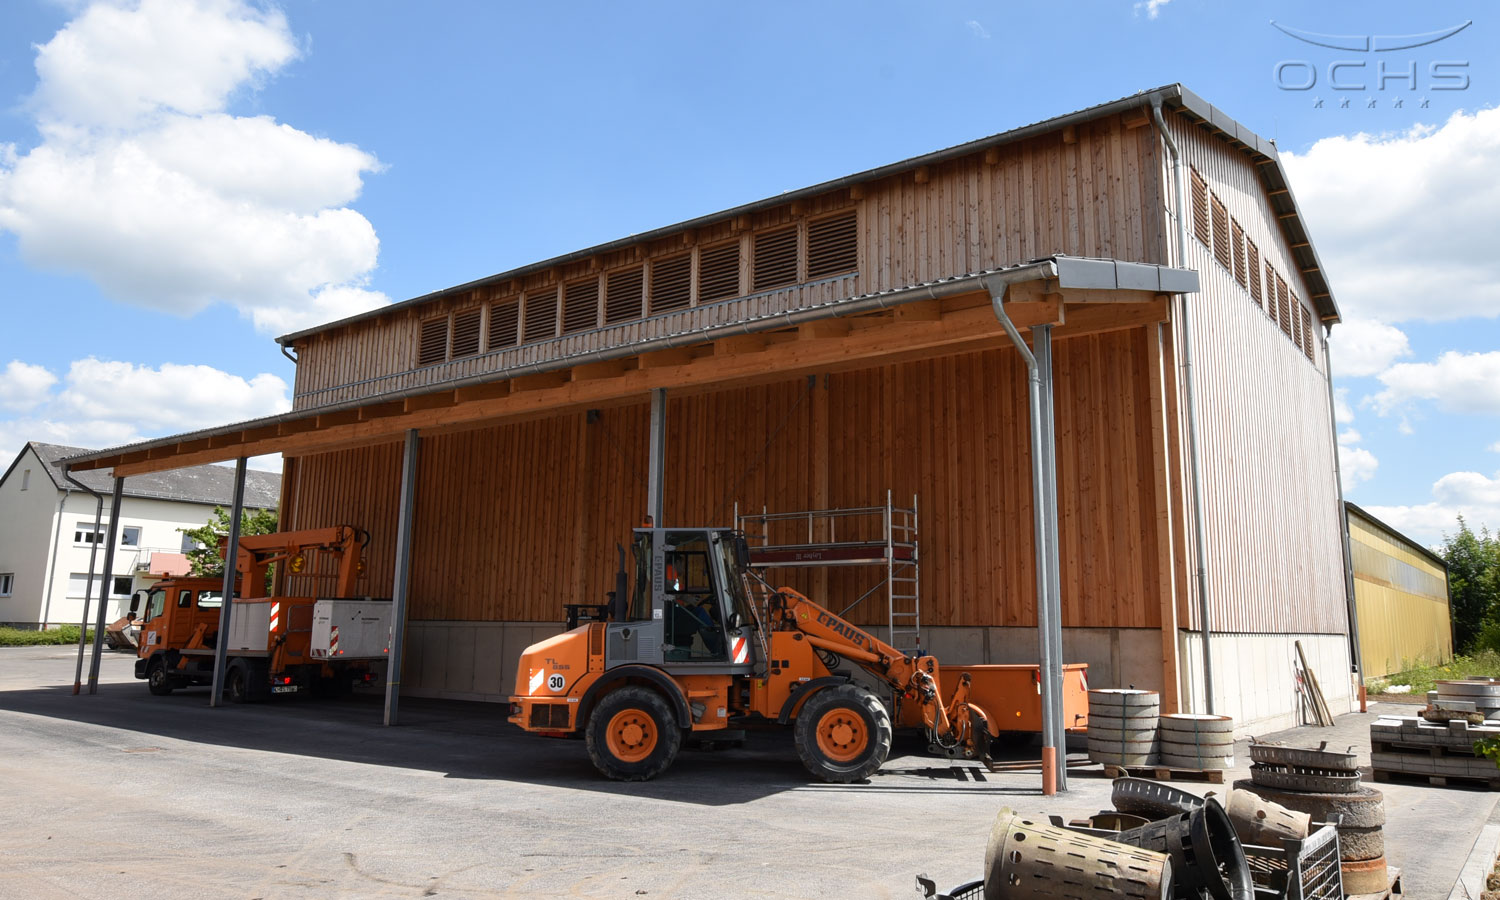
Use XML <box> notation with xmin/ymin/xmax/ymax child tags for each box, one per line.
<box><xmin>795</xmin><ymin>684</ymin><xmax>891</xmax><ymax>783</ymax></box>
<box><xmin>586</xmin><ymin>687</ymin><xmax>681</xmax><ymax>781</ymax></box>
<box><xmin>146</xmin><ymin>659</ymin><xmax>174</xmax><ymax>696</ymax></box>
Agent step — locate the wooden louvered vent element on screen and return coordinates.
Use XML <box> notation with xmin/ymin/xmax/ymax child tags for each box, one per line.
<box><xmin>1191</xmin><ymin>168</ymin><xmax>1210</xmax><ymax>248</ymax></box>
<box><xmin>1276</xmin><ymin>274</ymin><xmax>1292</xmax><ymax>337</ymax></box>
<box><xmin>1265</xmin><ymin>261</ymin><xmax>1276</xmax><ymax>318</ymax></box>
<box><xmin>418</xmin><ymin>316</ymin><xmax>448</xmax><ymax>366</ymax></box>
<box><xmin>1247</xmin><ymin>241</ymin><xmax>1262</xmax><ymax>307</ymax></box>
<box><xmin>698</xmin><ymin>242</ymin><xmax>740</xmax><ymax>303</ymax></box>
<box><xmin>523</xmin><ymin>288</ymin><xmax>557</xmax><ymax>343</ymax></box>
<box><xmin>807</xmin><ymin>211</ymin><xmax>857</xmax><ymax>279</ymax></box>
<box><xmin>752</xmin><ymin>226</ymin><xmax>798</xmax><ymax>292</ymax></box>
<box><xmin>605</xmin><ymin>267</ymin><xmax>644</xmax><ymax>324</ymax></box>
<box><xmin>1211</xmin><ymin>195</ymin><xmax>1231</xmax><ymax>269</ymax></box>
<box><xmin>489</xmin><ymin>299</ymin><xmax>519</xmax><ymax>349</ymax></box>
<box><xmin>650</xmin><ymin>254</ymin><xmax>691</xmax><ymax>313</ymax></box>
<box><xmin>451</xmin><ymin>309</ymin><xmax>482</xmax><ymax>358</ymax></box>
<box><xmin>563</xmin><ymin>278</ymin><xmax>599</xmax><ymax>334</ymax></box>
<box><xmin>1231</xmin><ymin>221</ymin><xmax>1246</xmax><ymax>287</ymax></box>
<box><xmin>1300</xmin><ymin>304</ymin><xmax>1315</xmax><ymax>360</ymax></box>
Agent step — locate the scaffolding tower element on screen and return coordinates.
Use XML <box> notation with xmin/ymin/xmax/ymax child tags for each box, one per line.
<box><xmin>734</xmin><ymin>491</ymin><xmax>921</xmax><ymax>656</ymax></box>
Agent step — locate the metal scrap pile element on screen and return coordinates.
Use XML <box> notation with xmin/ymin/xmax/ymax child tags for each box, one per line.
<box><xmin>920</xmin><ymin>776</ymin><xmax>1347</xmax><ymax>900</ymax></box>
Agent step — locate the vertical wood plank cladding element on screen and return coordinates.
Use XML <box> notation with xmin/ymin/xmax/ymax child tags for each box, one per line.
<box><xmin>291</xmin><ymin>115</ymin><xmax>1165</xmax><ymax>409</ymax></box>
<box><xmin>283</xmin><ymin>331</ymin><xmax>1163</xmax><ymax>631</ymax></box>
<box><xmin>1167</xmin><ymin>113</ymin><xmax>1345</xmax><ymax>635</ymax></box>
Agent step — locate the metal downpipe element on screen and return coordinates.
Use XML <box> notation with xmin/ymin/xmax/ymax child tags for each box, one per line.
<box><xmin>986</xmin><ymin>267</ymin><xmax>1066</xmax><ymax>794</ymax></box>
<box><xmin>62</xmin><ymin>468</ymin><xmax>104</xmax><ymax>696</ymax></box>
<box><xmin>1152</xmin><ymin>99</ymin><xmax>1217</xmax><ymax>715</ymax></box>
<box><xmin>1322</xmin><ymin>327</ymin><xmax>1364</xmax><ymax>710</ymax></box>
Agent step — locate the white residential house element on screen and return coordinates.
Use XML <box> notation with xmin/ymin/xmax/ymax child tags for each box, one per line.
<box><xmin>0</xmin><ymin>442</ymin><xmax>280</xmax><ymax>628</ymax></box>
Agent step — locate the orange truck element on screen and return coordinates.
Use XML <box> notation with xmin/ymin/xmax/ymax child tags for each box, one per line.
<box><xmin>509</xmin><ymin>527</ymin><xmax>1090</xmax><ymax>782</ymax></box>
<box><xmin>132</xmin><ymin>526</ymin><xmax>391</xmax><ymax>703</ymax></box>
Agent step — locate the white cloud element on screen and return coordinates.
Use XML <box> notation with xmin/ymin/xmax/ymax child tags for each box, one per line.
<box><xmin>1490</xmin><ymin>440</ymin><xmax>1500</xmax><ymax>453</ymax></box>
<box><xmin>1365</xmin><ymin>468</ymin><xmax>1500</xmax><ymax>546</ymax></box>
<box><xmin>965</xmin><ymin>20</ymin><xmax>991</xmax><ymax>39</ymax></box>
<box><xmin>0</xmin><ymin>0</ymin><xmax>389</xmax><ymax>335</ymax></box>
<box><xmin>0</xmin><ymin>361</ymin><xmax>59</xmax><ymax>412</ymax></box>
<box><xmin>1370</xmin><ymin>350</ymin><xmax>1500</xmax><ymax>416</ymax></box>
<box><xmin>1328</xmin><ymin>319</ymin><xmax>1411</xmax><ymax>378</ymax></box>
<box><xmin>1283</xmin><ymin>108</ymin><xmax>1500</xmax><ymax>323</ymax></box>
<box><xmin>1134</xmin><ymin>0</ymin><xmax>1171</xmax><ymax>19</ymax></box>
<box><xmin>0</xmin><ymin>356</ymin><xmax>289</xmax><ymax>469</ymax></box>
<box><xmin>1336</xmin><ymin>422</ymin><xmax>1377</xmax><ymax>491</ymax></box>
<box><xmin>1333</xmin><ymin>387</ymin><xmax>1355</xmax><ymax>425</ymax></box>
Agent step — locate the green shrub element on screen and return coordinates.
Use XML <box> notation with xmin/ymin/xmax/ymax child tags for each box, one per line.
<box><xmin>0</xmin><ymin>626</ymin><xmax>96</xmax><ymax>646</ymax></box>
<box><xmin>1368</xmin><ymin>650</ymin><xmax>1500</xmax><ymax>695</ymax></box>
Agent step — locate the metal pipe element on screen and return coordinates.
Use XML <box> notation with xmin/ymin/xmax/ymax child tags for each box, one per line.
<box><xmin>1152</xmin><ymin>99</ymin><xmax>1217</xmax><ymax>715</ymax></box>
<box><xmin>87</xmin><ymin>477</ymin><xmax>124</xmax><ymax>693</ymax></box>
<box><xmin>385</xmin><ymin>429</ymin><xmax>421</xmax><ymax>726</ymax></box>
<box><xmin>1322</xmin><ymin>326</ymin><xmax>1363</xmax><ymax>709</ymax></box>
<box><xmin>1034</xmin><ymin>323</ymin><xmax>1067</xmax><ymax>792</ymax></box>
<box><xmin>984</xmin><ymin>265</ymin><xmax>1066</xmax><ymax>794</ymax></box>
<box><xmin>40</xmin><ymin>485</ymin><xmax>71</xmax><ymax>628</ymax></box>
<box><xmin>63</xmin><ymin>467</ymin><xmax>104</xmax><ymax>696</ymax></box>
<box><xmin>647</xmin><ymin>388</ymin><xmax>666</xmax><ymax>526</ymax></box>
<box><xmin>209</xmin><ymin>458</ymin><xmax>247</xmax><ymax>707</ymax></box>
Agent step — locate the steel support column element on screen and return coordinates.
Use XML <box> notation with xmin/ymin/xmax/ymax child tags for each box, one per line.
<box><xmin>1033</xmin><ymin>324</ymin><xmax>1067</xmax><ymax>792</ymax></box>
<box><xmin>209</xmin><ymin>458</ymin><xmax>247</xmax><ymax>708</ymax></box>
<box><xmin>85</xmin><ymin>476</ymin><xmax>125</xmax><ymax>694</ymax></box>
<box><xmin>67</xmin><ymin>468</ymin><xmax>104</xmax><ymax>696</ymax></box>
<box><xmin>647</xmin><ymin>388</ymin><xmax>666</xmax><ymax>526</ymax></box>
<box><xmin>385</xmin><ymin>429</ymin><xmax>421</xmax><ymax>726</ymax></box>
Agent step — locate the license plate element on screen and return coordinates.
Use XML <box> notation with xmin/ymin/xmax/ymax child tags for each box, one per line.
<box><xmin>271</xmin><ymin>685</ymin><xmax>298</xmax><ymax>694</ymax></box>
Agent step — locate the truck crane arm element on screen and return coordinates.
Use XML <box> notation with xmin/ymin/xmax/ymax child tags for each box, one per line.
<box><xmin>765</xmin><ymin>587</ymin><xmax>996</xmax><ymax>759</ymax></box>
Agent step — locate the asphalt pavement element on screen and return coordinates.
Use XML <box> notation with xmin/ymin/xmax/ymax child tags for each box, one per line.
<box><xmin>0</xmin><ymin>646</ymin><xmax>1493</xmax><ymax>899</ymax></box>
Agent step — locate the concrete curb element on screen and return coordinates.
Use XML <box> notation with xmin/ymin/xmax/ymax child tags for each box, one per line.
<box><xmin>1449</xmin><ymin>822</ymin><xmax>1500</xmax><ymax>900</ymax></box>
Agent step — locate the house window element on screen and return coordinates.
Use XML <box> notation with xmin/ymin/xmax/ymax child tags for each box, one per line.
<box><xmin>20</xmin><ymin>469</ymin><xmax>29</xmax><ymax>491</ymax></box>
<box><xmin>112</xmin><ymin>576</ymin><xmax>132</xmax><ymax>597</ymax></box>
<box><xmin>74</xmin><ymin>523</ymin><xmax>103</xmax><ymax>546</ymax></box>
<box><xmin>67</xmin><ymin>573</ymin><xmax>97</xmax><ymax>598</ymax></box>
<box><xmin>121</xmin><ymin>526</ymin><xmax>141</xmax><ymax>547</ymax></box>
<box><xmin>0</xmin><ymin>574</ymin><xmax>12</xmax><ymax>597</ymax></box>
<box><xmin>181</xmin><ymin>532</ymin><xmax>200</xmax><ymax>552</ymax></box>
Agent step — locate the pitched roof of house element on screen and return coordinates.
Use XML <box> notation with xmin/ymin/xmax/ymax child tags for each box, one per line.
<box><xmin>3</xmin><ymin>442</ymin><xmax>280</xmax><ymax>509</ymax></box>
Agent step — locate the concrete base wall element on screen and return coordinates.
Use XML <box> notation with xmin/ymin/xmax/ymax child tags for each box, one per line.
<box><xmin>1179</xmin><ymin>631</ymin><xmax>1355</xmax><ymax>733</ymax></box>
<box><xmin>398</xmin><ymin>621</ymin><xmax>1354</xmax><ymax>737</ymax></box>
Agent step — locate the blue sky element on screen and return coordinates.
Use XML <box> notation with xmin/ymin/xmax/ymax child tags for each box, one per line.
<box><xmin>0</xmin><ymin>0</ymin><xmax>1496</xmax><ymax>546</ymax></box>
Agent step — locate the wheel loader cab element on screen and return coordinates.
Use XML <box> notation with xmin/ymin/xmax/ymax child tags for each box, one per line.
<box><xmin>604</xmin><ymin>527</ymin><xmax>759</xmax><ymax>670</ymax></box>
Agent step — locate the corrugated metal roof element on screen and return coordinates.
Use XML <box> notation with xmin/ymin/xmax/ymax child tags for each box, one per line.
<box><xmin>277</xmin><ymin>83</ymin><xmax>1338</xmax><ymax>346</ymax></box>
<box><xmin>1346</xmin><ymin>501</ymin><xmax>1448</xmax><ymax>570</ymax></box>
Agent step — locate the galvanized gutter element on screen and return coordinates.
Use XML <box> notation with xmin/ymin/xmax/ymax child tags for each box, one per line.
<box><xmin>1153</xmin><ymin>98</ymin><xmax>1217</xmax><ymax>715</ymax></box>
<box><xmin>60</xmin><ymin>257</ymin><xmax>1196</xmax><ymax>472</ymax></box>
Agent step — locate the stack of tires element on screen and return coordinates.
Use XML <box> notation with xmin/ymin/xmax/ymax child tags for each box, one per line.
<box><xmin>1157</xmin><ymin>713</ymin><xmax>1235</xmax><ymax>769</ymax></box>
<box><xmin>1087</xmin><ymin>689</ymin><xmax>1160</xmax><ymax>767</ymax></box>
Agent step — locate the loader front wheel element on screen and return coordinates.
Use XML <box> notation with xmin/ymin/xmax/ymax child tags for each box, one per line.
<box><xmin>586</xmin><ymin>686</ymin><xmax>681</xmax><ymax>781</ymax></box>
<box><xmin>795</xmin><ymin>684</ymin><xmax>891</xmax><ymax>783</ymax></box>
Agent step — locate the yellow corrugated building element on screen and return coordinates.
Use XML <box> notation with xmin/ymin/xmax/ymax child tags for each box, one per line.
<box><xmin>1347</xmin><ymin>503</ymin><xmax>1453</xmax><ymax>678</ymax></box>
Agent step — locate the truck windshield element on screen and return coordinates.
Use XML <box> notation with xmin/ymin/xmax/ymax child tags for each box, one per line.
<box><xmin>714</xmin><ymin>535</ymin><xmax>757</xmax><ymax>629</ymax></box>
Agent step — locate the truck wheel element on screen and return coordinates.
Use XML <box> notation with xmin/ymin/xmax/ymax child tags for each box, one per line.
<box><xmin>585</xmin><ymin>686</ymin><xmax>682</xmax><ymax>781</ymax></box>
<box><xmin>146</xmin><ymin>659</ymin><xmax>174</xmax><ymax>696</ymax></box>
<box><xmin>226</xmin><ymin>663</ymin><xmax>249</xmax><ymax>704</ymax></box>
<box><xmin>794</xmin><ymin>684</ymin><xmax>891</xmax><ymax>783</ymax></box>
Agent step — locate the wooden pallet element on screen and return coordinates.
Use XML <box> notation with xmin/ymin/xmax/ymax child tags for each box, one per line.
<box><xmin>1102</xmin><ymin>764</ymin><xmax>1226</xmax><ymax>784</ymax></box>
<box><xmin>1371</xmin><ymin>767</ymin><xmax>1500</xmax><ymax>790</ymax></box>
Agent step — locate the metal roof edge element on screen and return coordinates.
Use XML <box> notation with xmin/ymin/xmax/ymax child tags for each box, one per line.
<box><xmin>276</xmin><ymin>84</ymin><xmax>1188</xmax><ymax>345</ymax></box>
<box><xmin>1345</xmin><ymin>501</ymin><xmax>1448</xmax><ymax>572</ymax></box>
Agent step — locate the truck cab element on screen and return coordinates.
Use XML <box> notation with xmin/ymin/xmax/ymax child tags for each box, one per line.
<box><xmin>133</xmin><ymin>577</ymin><xmax>229</xmax><ymax>689</ymax></box>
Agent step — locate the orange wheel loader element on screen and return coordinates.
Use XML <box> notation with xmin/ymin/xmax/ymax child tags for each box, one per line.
<box><xmin>509</xmin><ymin>527</ymin><xmax>1041</xmax><ymax>782</ymax></box>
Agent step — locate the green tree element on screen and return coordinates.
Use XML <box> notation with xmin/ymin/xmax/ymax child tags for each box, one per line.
<box><xmin>180</xmin><ymin>507</ymin><xmax>280</xmax><ymax>591</ymax></box>
<box><xmin>1441</xmin><ymin>516</ymin><xmax>1500</xmax><ymax>652</ymax></box>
